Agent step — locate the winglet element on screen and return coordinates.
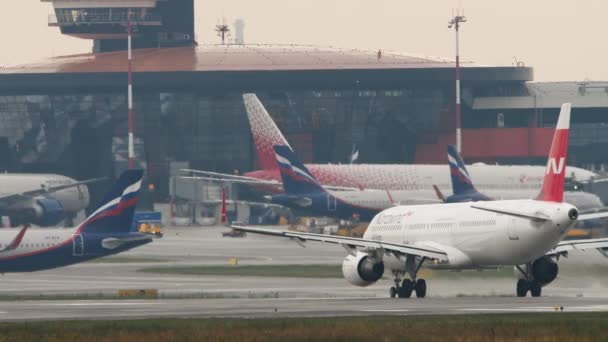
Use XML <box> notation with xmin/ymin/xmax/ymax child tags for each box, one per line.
<box><xmin>1</xmin><ymin>225</ymin><xmax>28</xmax><ymax>252</ymax></box>
<box><xmin>536</xmin><ymin>103</ymin><xmax>571</xmax><ymax>203</ymax></box>
<box><xmin>386</xmin><ymin>190</ymin><xmax>396</xmax><ymax>205</ymax></box>
<box><xmin>433</xmin><ymin>185</ymin><xmax>446</xmax><ymax>203</ymax></box>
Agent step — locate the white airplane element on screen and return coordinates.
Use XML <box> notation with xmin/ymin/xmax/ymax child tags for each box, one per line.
<box><xmin>184</xmin><ymin>94</ymin><xmax>598</xmax><ymax>208</ymax></box>
<box><xmin>0</xmin><ymin>169</ymin><xmax>154</xmax><ymax>273</ymax></box>
<box><xmin>0</xmin><ymin>174</ymin><xmax>103</xmax><ymax>227</ymax></box>
<box><xmin>228</xmin><ymin>103</ymin><xmax>608</xmax><ymax>298</ymax></box>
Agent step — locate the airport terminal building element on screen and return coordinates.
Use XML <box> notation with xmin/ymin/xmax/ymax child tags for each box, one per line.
<box><xmin>1</xmin><ymin>0</ymin><xmax>607</xmax><ymax>203</ymax></box>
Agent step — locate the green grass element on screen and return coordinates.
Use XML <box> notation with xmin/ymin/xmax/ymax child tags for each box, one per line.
<box><xmin>138</xmin><ymin>264</ymin><xmax>343</xmax><ymax>278</ymax></box>
<box><xmin>0</xmin><ymin>313</ymin><xmax>607</xmax><ymax>341</ymax></box>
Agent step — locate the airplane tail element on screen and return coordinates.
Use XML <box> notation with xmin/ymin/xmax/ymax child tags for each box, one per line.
<box><xmin>243</xmin><ymin>94</ymin><xmax>291</xmax><ymax>170</ymax></box>
<box><xmin>274</xmin><ymin>145</ymin><xmax>325</xmax><ymax>195</ymax></box>
<box><xmin>536</xmin><ymin>103</ymin><xmax>571</xmax><ymax>203</ymax></box>
<box><xmin>447</xmin><ymin>144</ymin><xmax>476</xmax><ymax>195</ymax></box>
<box><xmin>77</xmin><ymin>169</ymin><xmax>144</xmax><ymax>234</ymax></box>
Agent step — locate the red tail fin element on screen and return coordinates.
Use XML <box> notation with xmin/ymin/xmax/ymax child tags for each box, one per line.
<box><xmin>536</xmin><ymin>103</ymin><xmax>571</xmax><ymax>202</ymax></box>
<box><xmin>243</xmin><ymin>94</ymin><xmax>291</xmax><ymax>170</ymax></box>
<box><xmin>221</xmin><ymin>189</ymin><xmax>227</xmax><ymax>224</ymax></box>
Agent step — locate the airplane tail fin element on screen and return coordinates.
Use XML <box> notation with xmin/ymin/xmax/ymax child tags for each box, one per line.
<box><xmin>447</xmin><ymin>144</ymin><xmax>476</xmax><ymax>195</ymax></box>
<box><xmin>77</xmin><ymin>169</ymin><xmax>143</xmax><ymax>234</ymax></box>
<box><xmin>536</xmin><ymin>103</ymin><xmax>571</xmax><ymax>203</ymax></box>
<box><xmin>274</xmin><ymin>145</ymin><xmax>325</xmax><ymax>195</ymax></box>
<box><xmin>243</xmin><ymin>94</ymin><xmax>291</xmax><ymax>170</ymax></box>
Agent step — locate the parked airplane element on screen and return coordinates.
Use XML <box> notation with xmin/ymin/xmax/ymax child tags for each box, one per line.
<box><xmin>269</xmin><ymin>145</ymin><xmax>435</xmax><ymax>222</ymax></box>
<box><xmin>0</xmin><ymin>174</ymin><xmax>103</xmax><ymax>227</ymax></box>
<box><xmin>187</xmin><ymin>94</ymin><xmax>597</xmax><ymax>203</ymax></box>
<box><xmin>228</xmin><ymin>103</ymin><xmax>608</xmax><ymax>298</ymax></box>
<box><xmin>240</xmin><ymin>93</ymin><xmax>596</xmax><ymax>193</ymax></box>
<box><xmin>434</xmin><ymin>145</ymin><xmax>603</xmax><ymax>212</ymax></box>
<box><xmin>0</xmin><ymin>169</ymin><xmax>154</xmax><ymax>273</ymax></box>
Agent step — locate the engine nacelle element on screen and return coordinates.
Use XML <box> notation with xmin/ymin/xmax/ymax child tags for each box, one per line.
<box><xmin>30</xmin><ymin>198</ymin><xmax>65</xmax><ymax>227</ymax></box>
<box><xmin>516</xmin><ymin>257</ymin><xmax>559</xmax><ymax>287</ymax></box>
<box><xmin>342</xmin><ymin>252</ymin><xmax>384</xmax><ymax>287</ymax></box>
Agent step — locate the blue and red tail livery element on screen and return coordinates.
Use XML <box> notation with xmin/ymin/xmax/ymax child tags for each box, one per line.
<box><xmin>448</xmin><ymin>144</ymin><xmax>476</xmax><ymax>195</ymax></box>
<box><xmin>274</xmin><ymin>145</ymin><xmax>325</xmax><ymax>195</ymax></box>
<box><xmin>536</xmin><ymin>103</ymin><xmax>571</xmax><ymax>203</ymax></box>
<box><xmin>78</xmin><ymin>169</ymin><xmax>144</xmax><ymax>234</ymax></box>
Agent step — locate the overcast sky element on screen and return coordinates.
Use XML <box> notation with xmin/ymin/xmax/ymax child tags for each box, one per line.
<box><xmin>1</xmin><ymin>1</ymin><xmax>606</xmax><ymax>81</ymax></box>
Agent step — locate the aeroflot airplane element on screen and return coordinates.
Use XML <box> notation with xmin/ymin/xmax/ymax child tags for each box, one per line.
<box><xmin>0</xmin><ymin>170</ymin><xmax>153</xmax><ymax>273</ymax></box>
<box><xmin>229</xmin><ymin>103</ymin><xmax>608</xmax><ymax>298</ymax></box>
<box><xmin>0</xmin><ymin>174</ymin><xmax>103</xmax><ymax>227</ymax></box>
<box><xmin>434</xmin><ymin>145</ymin><xmax>603</xmax><ymax>212</ymax></box>
<box><xmin>269</xmin><ymin>145</ymin><xmax>438</xmax><ymax>221</ymax></box>
<box><xmin>240</xmin><ymin>93</ymin><xmax>596</xmax><ymax>193</ymax></box>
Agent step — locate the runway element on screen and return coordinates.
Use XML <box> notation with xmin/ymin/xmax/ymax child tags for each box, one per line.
<box><xmin>0</xmin><ymin>226</ymin><xmax>607</xmax><ymax>321</ymax></box>
<box><xmin>1</xmin><ymin>296</ymin><xmax>608</xmax><ymax>321</ymax></box>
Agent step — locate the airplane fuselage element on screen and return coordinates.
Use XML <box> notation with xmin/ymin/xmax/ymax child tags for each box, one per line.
<box><xmin>0</xmin><ymin>228</ymin><xmax>150</xmax><ymax>273</ymax></box>
<box><xmin>272</xmin><ymin>188</ymin><xmax>598</xmax><ymax>223</ymax></box>
<box><xmin>0</xmin><ymin>174</ymin><xmax>90</xmax><ymax>215</ymax></box>
<box><xmin>363</xmin><ymin>200</ymin><xmax>576</xmax><ymax>270</ymax></box>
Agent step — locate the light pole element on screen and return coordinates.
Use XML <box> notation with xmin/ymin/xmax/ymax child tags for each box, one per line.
<box><xmin>127</xmin><ymin>9</ymin><xmax>135</xmax><ymax>169</ymax></box>
<box><xmin>448</xmin><ymin>13</ymin><xmax>466</xmax><ymax>154</ymax></box>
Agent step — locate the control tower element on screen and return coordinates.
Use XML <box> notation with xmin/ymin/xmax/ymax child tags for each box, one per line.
<box><xmin>43</xmin><ymin>0</ymin><xmax>194</xmax><ymax>52</ymax></box>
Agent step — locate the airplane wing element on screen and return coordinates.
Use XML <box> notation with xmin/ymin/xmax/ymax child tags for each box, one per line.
<box><xmin>180</xmin><ymin>175</ymin><xmax>281</xmax><ymax>187</ymax></box>
<box><xmin>0</xmin><ymin>226</ymin><xmax>28</xmax><ymax>253</ymax></box>
<box><xmin>548</xmin><ymin>237</ymin><xmax>608</xmax><ymax>256</ymax></box>
<box><xmin>179</xmin><ymin>175</ymin><xmax>361</xmax><ymax>192</ymax></box>
<box><xmin>0</xmin><ymin>177</ymin><xmax>107</xmax><ymax>206</ymax></box>
<box><xmin>229</xmin><ymin>225</ymin><xmax>449</xmax><ymax>261</ymax></box>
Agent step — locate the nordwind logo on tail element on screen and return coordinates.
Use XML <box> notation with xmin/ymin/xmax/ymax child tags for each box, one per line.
<box><xmin>546</xmin><ymin>157</ymin><xmax>565</xmax><ymax>175</ymax></box>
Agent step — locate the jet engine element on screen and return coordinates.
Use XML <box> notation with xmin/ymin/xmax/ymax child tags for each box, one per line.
<box><xmin>342</xmin><ymin>252</ymin><xmax>384</xmax><ymax>287</ymax></box>
<box><xmin>516</xmin><ymin>256</ymin><xmax>559</xmax><ymax>287</ymax></box>
<box><xmin>26</xmin><ymin>198</ymin><xmax>65</xmax><ymax>227</ymax></box>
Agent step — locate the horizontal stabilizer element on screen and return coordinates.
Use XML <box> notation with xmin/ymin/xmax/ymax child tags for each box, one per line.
<box><xmin>471</xmin><ymin>204</ymin><xmax>550</xmax><ymax>221</ymax></box>
<box><xmin>102</xmin><ymin>235</ymin><xmax>153</xmax><ymax>249</ymax></box>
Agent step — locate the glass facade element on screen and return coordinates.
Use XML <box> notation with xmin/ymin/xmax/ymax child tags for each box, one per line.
<box><xmin>0</xmin><ymin>88</ymin><xmax>449</xmax><ymax>196</ymax></box>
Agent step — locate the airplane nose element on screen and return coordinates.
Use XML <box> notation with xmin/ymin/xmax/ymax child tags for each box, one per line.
<box><xmin>568</xmin><ymin>208</ymin><xmax>579</xmax><ymax>221</ymax></box>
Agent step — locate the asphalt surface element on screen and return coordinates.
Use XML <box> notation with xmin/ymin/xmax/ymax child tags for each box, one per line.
<box><xmin>0</xmin><ymin>297</ymin><xmax>607</xmax><ymax>321</ymax></box>
<box><xmin>0</xmin><ymin>226</ymin><xmax>608</xmax><ymax>321</ymax></box>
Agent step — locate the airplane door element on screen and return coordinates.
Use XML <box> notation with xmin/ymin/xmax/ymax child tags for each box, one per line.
<box><xmin>327</xmin><ymin>194</ymin><xmax>337</xmax><ymax>212</ymax></box>
<box><xmin>507</xmin><ymin>217</ymin><xmax>519</xmax><ymax>241</ymax></box>
<box><xmin>73</xmin><ymin>234</ymin><xmax>84</xmax><ymax>256</ymax></box>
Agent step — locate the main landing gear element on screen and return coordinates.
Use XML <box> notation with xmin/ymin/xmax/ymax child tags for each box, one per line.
<box><xmin>515</xmin><ymin>263</ymin><xmax>542</xmax><ymax>298</ymax></box>
<box><xmin>389</xmin><ymin>256</ymin><xmax>427</xmax><ymax>298</ymax></box>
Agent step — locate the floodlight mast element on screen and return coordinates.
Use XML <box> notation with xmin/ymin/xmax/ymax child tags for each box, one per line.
<box><xmin>448</xmin><ymin>13</ymin><xmax>467</xmax><ymax>154</ymax></box>
<box><xmin>127</xmin><ymin>9</ymin><xmax>135</xmax><ymax>169</ymax></box>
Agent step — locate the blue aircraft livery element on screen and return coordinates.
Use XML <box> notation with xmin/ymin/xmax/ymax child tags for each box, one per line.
<box><xmin>445</xmin><ymin>145</ymin><xmax>493</xmax><ymax>203</ymax></box>
<box><xmin>271</xmin><ymin>145</ymin><xmax>381</xmax><ymax>222</ymax></box>
<box><xmin>0</xmin><ymin>169</ymin><xmax>155</xmax><ymax>273</ymax></box>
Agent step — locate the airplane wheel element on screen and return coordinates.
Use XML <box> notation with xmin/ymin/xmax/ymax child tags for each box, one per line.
<box><xmin>390</xmin><ymin>286</ymin><xmax>397</xmax><ymax>298</ymax></box>
<box><xmin>516</xmin><ymin>279</ymin><xmax>529</xmax><ymax>297</ymax></box>
<box><xmin>400</xmin><ymin>279</ymin><xmax>414</xmax><ymax>298</ymax></box>
<box><xmin>415</xmin><ymin>279</ymin><xmax>427</xmax><ymax>298</ymax></box>
<box><xmin>530</xmin><ymin>282</ymin><xmax>542</xmax><ymax>297</ymax></box>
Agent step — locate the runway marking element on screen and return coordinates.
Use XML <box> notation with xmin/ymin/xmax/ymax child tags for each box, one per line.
<box><xmin>361</xmin><ymin>309</ymin><xmax>410</xmax><ymax>312</ymax></box>
<box><xmin>36</xmin><ymin>302</ymin><xmax>161</xmax><ymax>307</ymax></box>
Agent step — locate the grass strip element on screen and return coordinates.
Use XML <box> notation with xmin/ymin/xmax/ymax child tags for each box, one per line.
<box><xmin>0</xmin><ymin>313</ymin><xmax>606</xmax><ymax>341</ymax></box>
